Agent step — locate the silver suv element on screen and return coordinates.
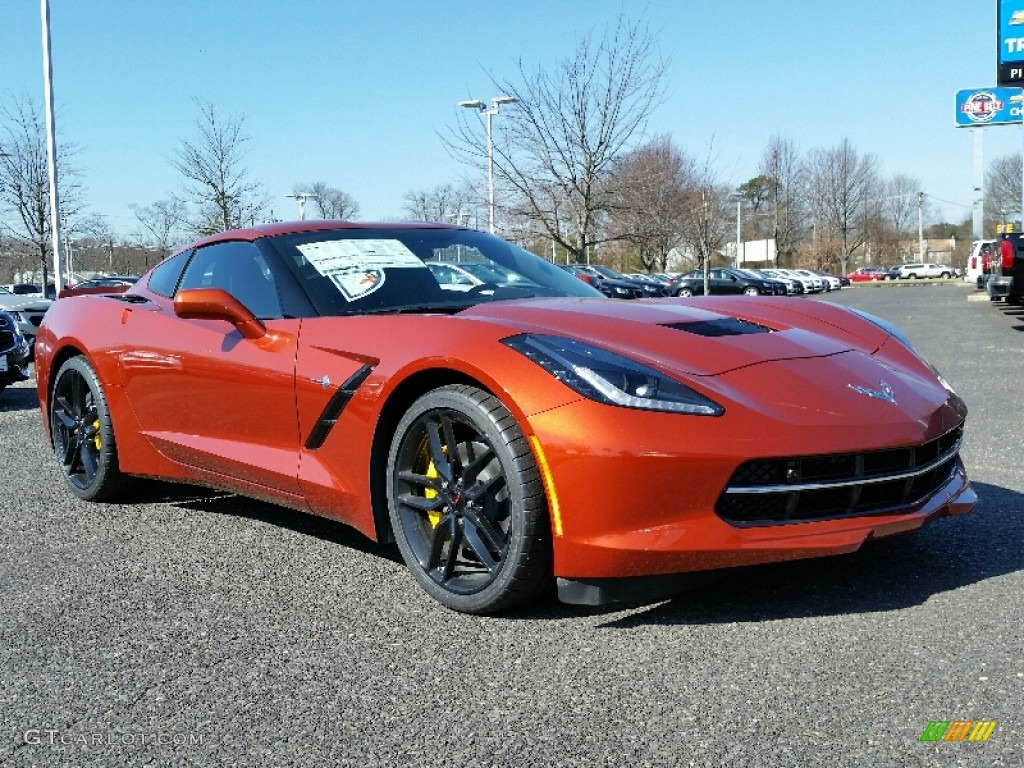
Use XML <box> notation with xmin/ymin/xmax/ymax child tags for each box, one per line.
<box><xmin>0</xmin><ymin>285</ymin><xmax>51</xmax><ymax>354</ymax></box>
<box><xmin>896</xmin><ymin>263</ymin><xmax>954</xmax><ymax>279</ymax></box>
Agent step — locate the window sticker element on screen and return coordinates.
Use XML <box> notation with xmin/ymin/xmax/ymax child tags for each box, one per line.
<box><xmin>296</xmin><ymin>239</ymin><xmax>426</xmax><ymax>301</ymax></box>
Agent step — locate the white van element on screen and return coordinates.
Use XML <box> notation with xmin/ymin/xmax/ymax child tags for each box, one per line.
<box><xmin>966</xmin><ymin>240</ymin><xmax>996</xmax><ymax>287</ymax></box>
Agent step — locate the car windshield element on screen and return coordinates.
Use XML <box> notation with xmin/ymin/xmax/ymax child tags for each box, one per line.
<box><xmin>266</xmin><ymin>227</ymin><xmax>602</xmax><ymax>316</ymax></box>
<box><xmin>588</xmin><ymin>264</ymin><xmax>629</xmax><ymax>280</ymax></box>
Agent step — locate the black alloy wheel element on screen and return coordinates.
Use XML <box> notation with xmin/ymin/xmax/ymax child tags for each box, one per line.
<box><xmin>387</xmin><ymin>385</ymin><xmax>551</xmax><ymax>613</ymax></box>
<box><xmin>50</xmin><ymin>356</ymin><xmax>128</xmax><ymax>501</ymax></box>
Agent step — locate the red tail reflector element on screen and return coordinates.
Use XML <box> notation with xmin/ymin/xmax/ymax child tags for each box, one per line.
<box><xmin>1001</xmin><ymin>239</ymin><xmax>1015</xmax><ymax>270</ymax></box>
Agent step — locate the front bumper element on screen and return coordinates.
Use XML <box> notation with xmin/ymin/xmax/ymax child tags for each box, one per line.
<box><xmin>523</xmin><ymin>386</ymin><xmax>973</xmax><ymax>602</ymax></box>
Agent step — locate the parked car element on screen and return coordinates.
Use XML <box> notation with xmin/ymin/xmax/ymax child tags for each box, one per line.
<box><xmin>761</xmin><ymin>268</ymin><xmax>805</xmax><ymax>294</ymax></box>
<box><xmin>559</xmin><ymin>264</ymin><xmax>643</xmax><ymax>298</ymax></box>
<box><xmin>811</xmin><ymin>270</ymin><xmax>843</xmax><ymax>291</ymax></box>
<box><xmin>847</xmin><ymin>267</ymin><xmax>888</xmax><ymax>283</ymax></box>
<box><xmin>0</xmin><ymin>309</ymin><xmax>31</xmax><ymax>395</ymax></box>
<box><xmin>896</xmin><ymin>263</ymin><xmax>955</xmax><ymax>279</ymax></box>
<box><xmin>670</xmin><ymin>268</ymin><xmax>786</xmax><ymax>297</ymax></box>
<box><xmin>34</xmin><ymin>220</ymin><xmax>976</xmax><ymax>613</ymax></box>
<box><xmin>0</xmin><ymin>285</ymin><xmax>52</xmax><ymax>353</ymax></box>
<box><xmin>58</xmin><ymin>275</ymin><xmax>139</xmax><ymax>299</ymax></box>
<box><xmin>576</xmin><ymin>264</ymin><xmax>670</xmax><ymax>298</ymax></box>
<box><xmin>772</xmin><ymin>268</ymin><xmax>823</xmax><ymax>293</ymax></box>
<box><xmin>986</xmin><ymin>233</ymin><xmax>1024</xmax><ymax>303</ymax></box>
<box><xmin>747</xmin><ymin>269</ymin><xmax>799</xmax><ymax>295</ymax></box>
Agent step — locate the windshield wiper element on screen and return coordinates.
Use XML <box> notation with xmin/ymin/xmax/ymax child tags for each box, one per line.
<box><xmin>342</xmin><ymin>301</ymin><xmax>476</xmax><ymax>316</ymax></box>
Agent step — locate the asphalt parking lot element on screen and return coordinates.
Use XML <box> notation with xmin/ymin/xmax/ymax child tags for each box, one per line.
<box><xmin>1</xmin><ymin>283</ymin><xmax>1021</xmax><ymax>767</ymax></box>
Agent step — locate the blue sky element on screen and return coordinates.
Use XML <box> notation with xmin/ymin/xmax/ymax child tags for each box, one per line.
<box><xmin>0</xmin><ymin>0</ymin><xmax>1018</xmax><ymax>236</ymax></box>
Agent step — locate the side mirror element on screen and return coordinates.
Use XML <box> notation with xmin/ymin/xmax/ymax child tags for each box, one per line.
<box><xmin>173</xmin><ymin>287</ymin><xmax>266</xmax><ymax>339</ymax></box>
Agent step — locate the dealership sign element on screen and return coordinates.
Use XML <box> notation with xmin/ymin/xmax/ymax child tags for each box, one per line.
<box><xmin>955</xmin><ymin>87</ymin><xmax>1023</xmax><ymax>127</ymax></box>
<box><xmin>998</xmin><ymin>0</ymin><xmax>1024</xmax><ymax>86</ymax></box>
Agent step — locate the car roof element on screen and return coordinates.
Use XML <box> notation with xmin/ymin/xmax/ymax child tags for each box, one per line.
<box><xmin>181</xmin><ymin>220</ymin><xmax>462</xmax><ymax>251</ymax></box>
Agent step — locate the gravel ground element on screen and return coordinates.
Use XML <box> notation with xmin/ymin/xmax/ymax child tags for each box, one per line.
<box><xmin>1</xmin><ymin>283</ymin><xmax>1020</xmax><ymax>767</ymax></box>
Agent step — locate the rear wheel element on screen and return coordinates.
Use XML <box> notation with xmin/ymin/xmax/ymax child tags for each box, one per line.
<box><xmin>50</xmin><ymin>356</ymin><xmax>128</xmax><ymax>501</ymax></box>
<box><xmin>676</xmin><ymin>287</ymin><xmax>694</xmax><ymax>297</ymax></box>
<box><xmin>742</xmin><ymin>286</ymin><xmax>759</xmax><ymax>296</ymax></box>
<box><xmin>386</xmin><ymin>385</ymin><xmax>552</xmax><ymax>613</ymax></box>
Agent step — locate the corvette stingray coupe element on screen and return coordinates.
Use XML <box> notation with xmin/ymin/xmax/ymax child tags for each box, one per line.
<box><xmin>35</xmin><ymin>221</ymin><xmax>976</xmax><ymax>613</ymax></box>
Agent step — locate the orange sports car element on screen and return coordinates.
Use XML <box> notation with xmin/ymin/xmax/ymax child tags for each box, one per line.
<box><xmin>35</xmin><ymin>222</ymin><xmax>976</xmax><ymax>613</ymax></box>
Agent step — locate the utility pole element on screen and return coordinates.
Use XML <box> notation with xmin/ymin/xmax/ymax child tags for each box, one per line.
<box><xmin>918</xmin><ymin>191</ymin><xmax>925</xmax><ymax>260</ymax></box>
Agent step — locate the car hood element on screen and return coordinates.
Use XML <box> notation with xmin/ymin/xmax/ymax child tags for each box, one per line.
<box><xmin>461</xmin><ymin>297</ymin><xmax>887</xmax><ymax>377</ymax></box>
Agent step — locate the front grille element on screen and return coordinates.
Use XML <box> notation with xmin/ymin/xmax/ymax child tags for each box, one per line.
<box><xmin>716</xmin><ymin>426</ymin><xmax>963</xmax><ymax>526</ymax></box>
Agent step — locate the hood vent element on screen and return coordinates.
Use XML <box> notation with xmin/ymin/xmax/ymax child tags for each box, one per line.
<box><xmin>663</xmin><ymin>318</ymin><xmax>774</xmax><ymax>337</ymax></box>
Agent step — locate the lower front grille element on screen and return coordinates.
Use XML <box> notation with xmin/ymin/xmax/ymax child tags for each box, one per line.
<box><xmin>716</xmin><ymin>426</ymin><xmax>963</xmax><ymax>526</ymax></box>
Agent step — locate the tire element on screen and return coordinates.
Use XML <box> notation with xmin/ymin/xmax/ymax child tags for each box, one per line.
<box><xmin>49</xmin><ymin>356</ymin><xmax>129</xmax><ymax>501</ymax></box>
<box><xmin>940</xmin><ymin>272</ymin><xmax>951</xmax><ymax>279</ymax></box>
<box><xmin>676</xmin><ymin>287</ymin><xmax>694</xmax><ymax>297</ymax></box>
<box><xmin>908</xmin><ymin>273</ymin><xmax>918</xmax><ymax>279</ymax></box>
<box><xmin>386</xmin><ymin>385</ymin><xmax>552</xmax><ymax>613</ymax></box>
<box><xmin>742</xmin><ymin>286</ymin><xmax>759</xmax><ymax>296</ymax></box>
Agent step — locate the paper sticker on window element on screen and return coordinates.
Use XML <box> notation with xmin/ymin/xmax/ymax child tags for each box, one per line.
<box><xmin>296</xmin><ymin>239</ymin><xmax>426</xmax><ymax>302</ymax></box>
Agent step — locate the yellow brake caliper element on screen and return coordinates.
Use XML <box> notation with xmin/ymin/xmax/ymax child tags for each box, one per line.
<box><xmin>425</xmin><ymin>459</ymin><xmax>442</xmax><ymax>528</ymax></box>
<box><xmin>93</xmin><ymin>420</ymin><xmax>102</xmax><ymax>450</ymax></box>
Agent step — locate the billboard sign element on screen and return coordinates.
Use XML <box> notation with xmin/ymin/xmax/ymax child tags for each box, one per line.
<box><xmin>955</xmin><ymin>87</ymin><xmax>1023</xmax><ymax>126</ymax></box>
<box><xmin>998</xmin><ymin>0</ymin><xmax>1024</xmax><ymax>86</ymax></box>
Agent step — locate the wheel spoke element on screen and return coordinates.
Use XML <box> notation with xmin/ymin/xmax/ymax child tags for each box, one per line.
<box><xmin>54</xmin><ymin>397</ymin><xmax>76</xmax><ymax>429</ymax></box>
<box><xmin>461</xmin><ymin>514</ymin><xmax>501</xmax><ymax>570</ymax></box>
<box><xmin>425</xmin><ymin>417</ymin><xmax>452</xmax><ymax>482</ymax></box>
<box><xmin>397</xmin><ymin>469</ymin><xmax>443</xmax><ymax>496</ymax></box>
<box><xmin>439</xmin><ymin>413</ymin><xmax>463</xmax><ymax>476</ymax></box>
<box><xmin>461</xmin><ymin>445</ymin><xmax>495</xmax><ymax>488</ymax></box>
<box><xmin>62</xmin><ymin>433</ymin><xmax>80</xmax><ymax>468</ymax></box>
<box><xmin>464</xmin><ymin>507</ymin><xmax>507</xmax><ymax>555</ymax></box>
<box><xmin>465</xmin><ymin>470</ymin><xmax>506</xmax><ymax>503</ymax></box>
<box><xmin>396</xmin><ymin>491</ymin><xmax>444</xmax><ymax>514</ymax></box>
<box><xmin>80</xmin><ymin>444</ymin><xmax>98</xmax><ymax>479</ymax></box>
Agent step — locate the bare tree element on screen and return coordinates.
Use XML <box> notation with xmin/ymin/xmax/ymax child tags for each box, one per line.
<box><xmin>985</xmin><ymin>152</ymin><xmax>1021</xmax><ymax>230</ymax></box>
<box><xmin>679</xmin><ymin>155</ymin><xmax>732</xmax><ymax>276</ymax></box>
<box><xmin>130</xmin><ymin>199</ymin><xmax>188</xmax><ymax>268</ymax></box>
<box><xmin>403</xmin><ymin>183</ymin><xmax>477</xmax><ymax>224</ymax></box>
<box><xmin>604</xmin><ymin>135</ymin><xmax>690</xmax><ymax>271</ymax></box>
<box><xmin>302</xmin><ymin>182</ymin><xmax>359</xmax><ymax>220</ymax></box>
<box><xmin>805</xmin><ymin>139</ymin><xmax>878</xmax><ymax>273</ymax></box>
<box><xmin>173</xmin><ymin>99</ymin><xmax>262</xmax><ymax>233</ymax></box>
<box><xmin>448</xmin><ymin>14</ymin><xmax>666</xmax><ymax>261</ymax></box>
<box><xmin>758</xmin><ymin>135</ymin><xmax>805</xmax><ymax>265</ymax></box>
<box><xmin>0</xmin><ymin>96</ymin><xmax>82</xmax><ymax>288</ymax></box>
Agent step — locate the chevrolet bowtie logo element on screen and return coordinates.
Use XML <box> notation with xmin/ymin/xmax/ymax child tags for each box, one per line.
<box><xmin>848</xmin><ymin>380</ymin><xmax>897</xmax><ymax>406</ymax></box>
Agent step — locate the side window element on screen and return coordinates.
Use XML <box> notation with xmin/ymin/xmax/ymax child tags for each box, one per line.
<box><xmin>148</xmin><ymin>250</ymin><xmax>191</xmax><ymax>297</ymax></box>
<box><xmin>178</xmin><ymin>241</ymin><xmax>283</xmax><ymax>319</ymax></box>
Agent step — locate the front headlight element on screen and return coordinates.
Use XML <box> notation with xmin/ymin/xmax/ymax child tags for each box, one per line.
<box><xmin>502</xmin><ymin>334</ymin><xmax>724</xmax><ymax>415</ymax></box>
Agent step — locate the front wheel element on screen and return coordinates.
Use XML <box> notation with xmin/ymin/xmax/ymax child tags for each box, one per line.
<box><xmin>386</xmin><ymin>385</ymin><xmax>552</xmax><ymax>613</ymax></box>
<box><xmin>50</xmin><ymin>356</ymin><xmax>129</xmax><ymax>501</ymax></box>
<box><xmin>742</xmin><ymin>286</ymin><xmax>759</xmax><ymax>296</ymax></box>
<box><xmin>676</xmin><ymin>287</ymin><xmax>694</xmax><ymax>297</ymax></box>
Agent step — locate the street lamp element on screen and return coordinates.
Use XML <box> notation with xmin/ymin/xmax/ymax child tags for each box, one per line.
<box><xmin>459</xmin><ymin>95</ymin><xmax>518</xmax><ymax>233</ymax></box>
<box><xmin>286</xmin><ymin>192</ymin><xmax>318</xmax><ymax>220</ymax></box>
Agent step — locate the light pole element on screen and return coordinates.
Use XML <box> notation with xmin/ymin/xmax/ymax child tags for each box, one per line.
<box><xmin>286</xmin><ymin>192</ymin><xmax>318</xmax><ymax>220</ymax></box>
<box><xmin>459</xmin><ymin>96</ymin><xmax>518</xmax><ymax>233</ymax></box>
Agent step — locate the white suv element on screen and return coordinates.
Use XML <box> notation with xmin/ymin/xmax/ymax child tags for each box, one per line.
<box><xmin>896</xmin><ymin>263</ymin><xmax>954</xmax><ymax>279</ymax></box>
